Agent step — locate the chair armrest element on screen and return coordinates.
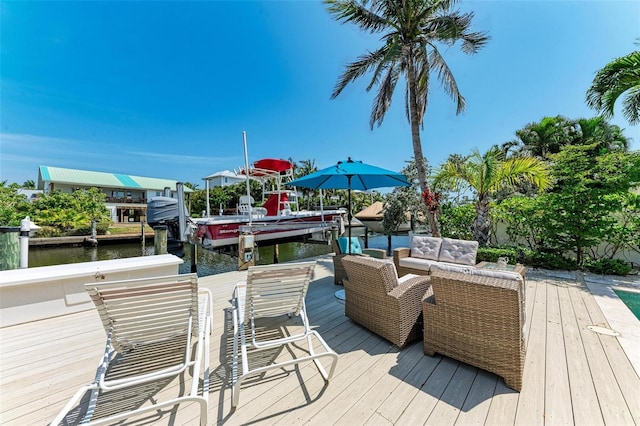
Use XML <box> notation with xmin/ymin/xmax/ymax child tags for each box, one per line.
<box><xmin>389</xmin><ymin>275</ymin><xmax>432</xmax><ymax>303</ymax></box>
<box><xmin>393</xmin><ymin>247</ymin><xmax>410</xmax><ymax>269</ymax></box>
<box><xmin>362</xmin><ymin>248</ymin><xmax>387</xmax><ymax>259</ymax></box>
<box><xmin>393</xmin><ymin>247</ymin><xmax>410</xmax><ymax>260</ymax></box>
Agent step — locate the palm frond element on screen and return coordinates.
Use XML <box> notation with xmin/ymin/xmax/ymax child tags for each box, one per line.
<box><xmin>429</xmin><ymin>47</ymin><xmax>465</xmax><ymax>114</ymax></box>
<box><xmin>497</xmin><ymin>157</ymin><xmax>551</xmax><ymax>192</ymax></box>
<box><xmin>622</xmin><ymin>86</ymin><xmax>640</xmax><ymax>124</ymax></box>
<box><xmin>325</xmin><ymin>0</ymin><xmax>389</xmax><ymax>33</ymax></box>
<box><xmin>370</xmin><ymin>65</ymin><xmax>400</xmax><ymax>127</ymax></box>
<box><xmin>331</xmin><ymin>47</ymin><xmax>388</xmax><ymax>98</ymax></box>
<box><xmin>586</xmin><ymin>50</ymin><xmax>640</xmax><ymax>122</ymax></box>
<box><xmin>366</xmin><ymin>39</ymin><xmax>402</xmax><ymax>91</ymax></box>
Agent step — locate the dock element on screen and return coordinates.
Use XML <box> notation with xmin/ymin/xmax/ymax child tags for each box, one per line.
<box><xmin>1</xmin><ymin>255</ymin><xmax>639</xmax><ymax>425</ymax></box>
<box><xmin>28</xmin><ymin>233</ymin><xmax>154</xmax><ymax>247</ymax></box>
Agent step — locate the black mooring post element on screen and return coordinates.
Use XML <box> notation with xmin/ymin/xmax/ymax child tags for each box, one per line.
<box><xmin>364</xmin><ymin>226</ymin><xmax>369</xmax><ymax>248</ymax></box>
<box><xmin>190</xmin><ymin>243</ymin><xmax>197</xmax><ymax>273</ymax></box>
<box><xmin>347</xmin><ymin>175</ymin><xmax>352</xmax><ymax>254</ymax></box>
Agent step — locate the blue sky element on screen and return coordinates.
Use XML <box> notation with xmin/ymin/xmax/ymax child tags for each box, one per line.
<box><xmin>1</xmin><ymin>0</ymin><xmax>638</xmax><ymax>188</ymax></box>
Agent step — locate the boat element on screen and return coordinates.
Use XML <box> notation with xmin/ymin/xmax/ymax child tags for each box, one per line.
<box><xmin>193</xmin><ymin>158</ymin><xmax>346</xmax><ymax>249</ymax></box>
<box><xmin>354</xmin><ymin>201</ymin><xmax>413</xmax><ymax>234</ymax></box>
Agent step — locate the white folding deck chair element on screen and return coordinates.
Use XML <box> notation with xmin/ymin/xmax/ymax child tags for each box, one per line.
<box><xmin>231</xmin><ymin>261</ymin><xmax>338</xmax><ymax>407</ymax></box>
<box><xmin>51</xmin><ymin>273</ymin><xmax>213</xmax><ymax>426</ymax></box>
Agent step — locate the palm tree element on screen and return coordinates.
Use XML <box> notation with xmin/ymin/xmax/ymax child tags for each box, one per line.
<box><xmin>513</xmin><ymin>115</ymin><xmax>580</xmax><ymax>159</ymax></box>
<box><xmin>325</xmin><ymin>0</ymin><xmax>489</xmax><ymax>237</ymax></box>
<box><xmin>433</xmin><ymin>147</ymin><xmax>550</xmax><ymax>246</ymax></box>
<box><xmin>514</xmin><ymin>116</ymin><xmax>629</xmax><ymax>160</ymax></box>
<box><xmin>586</xmin><ymin>42</ymin><xmax>640</xmax><ymax>125</ymax></box>
<box><xmin>575</xmin><ymin>116</ymin><xmax>629</xmax><ymax>152</ymax></box>
<box><xmin>295</xmin><ymin>159</ymin><xmax>318</xmax><ymax>209</ymax></box>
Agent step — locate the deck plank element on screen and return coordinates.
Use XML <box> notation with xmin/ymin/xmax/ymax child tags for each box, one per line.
<box><xmin>576</xmin><ymin>275</ymin><xmax>640</xmax><ymax>423</ymax></box>
<box><xmin>544</xmin><ymin>280</ymin><xmax>574</xmax><ymax>425</ymax></box>
<box><xmin>557</xmin><ymin>278</ymin><xmax>604</xmax><ymax>426</ymax></box>
<box><xmin>396</xmin><ymin>356</ymin><xmax>459</xmax><ymax>425</ymax></box>
<box><xmin>514</xmin><ymin>277</ymin><xmax>547</xmax><ymax>425</ymax></box>
<box><xmin>568</xmin><ymin>279</ymin><xmax>635</xmax><ymax>425</ymax></box>
<box><xmin>454</xmin><ymin>369</ymin><xmax>498</xmax><ymax>425</ymax></box>
<box><xmin>334</xmin><ymin>340</ymin><xmax>424</xmax><ymax>425</ymax></box>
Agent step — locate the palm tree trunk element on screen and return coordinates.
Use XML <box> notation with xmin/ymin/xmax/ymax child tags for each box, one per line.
<box><xmin>473</xmin><ymin>197</ymin><xmax>491</xmax><ymax>246</ymax></box>
<box><xmin>406</xmin><ymin>48</ymin><xmax>441</xmax><ymax>237</ymax></box>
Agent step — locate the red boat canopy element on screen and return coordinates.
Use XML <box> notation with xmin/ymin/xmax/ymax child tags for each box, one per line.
<box><xmin>241</xmin><ymin>158</ymin><xmax>294</xmax><ymax>177</ymax></box>
<box><xmin>254</xmin><ymin>158</ymin><xmax>293</xmax><ymax>172</ymax></box>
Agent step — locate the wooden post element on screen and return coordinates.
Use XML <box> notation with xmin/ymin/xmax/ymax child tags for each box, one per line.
<box><xmin>154</xmin><ymin>225</ymin><xmax>168</xmax><ymax>255</ymax></box>
<box><xmin>190</xmin><ymin>243</ymin><xmax>197</xmax><ymax>273</ymax></box>
<box><xmin>273</xmin><ymin>244</ymin><xmax>279</xmax><ymax>264</ymax></box>
<box><xmin>141</xmin><ymin>221</ymin><xmax>146</xmax><ymax>251</ymax></box>
<box><xmin>0</xmin><ymin>226</ymin><xmax>20</xmax><ymax>271</ymax></box>
<box><xmin>331</xmin><ymin>225</ymin><xmax>339</xmax><ymax>240</ymax></box>
<box><xmin>363</xmin><ymin>226</ymin><xmax>369</xmax><ymax>248</ymax></box>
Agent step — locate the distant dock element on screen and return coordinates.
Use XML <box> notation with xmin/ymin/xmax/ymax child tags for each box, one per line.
<box><xmin>29</xmin><ymin>233</ymin><xmax>154</xmax><ymax>247</ymax></box>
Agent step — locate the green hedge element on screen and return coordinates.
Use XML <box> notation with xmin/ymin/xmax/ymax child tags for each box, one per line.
<box><xmin>478</xmin><ymin>246</ymin><xmax>633</xmax><ymax>275</ymax></box>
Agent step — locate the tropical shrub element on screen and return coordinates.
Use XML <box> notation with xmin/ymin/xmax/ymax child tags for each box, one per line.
<box><xmin>29</xmin><ymin>188</ymin><xmax>112</xmax><ymax>234</ymax></box>
<box><xmin>0</xmin><ymin>185</ymin><xmax>31</xmax><ymax>226</ymax></box>
<box><xmin>476</xmin><ymin>246</ymin><xmax>519</xmax><ymax>263</ymax></box>
<box><xmin>433</xmin><ymin>147</ymin><xmax>549</xmax><ymax>246</ymax></box>
<box><xmin>439</xmin><ymin>203</ymin><xmax>474</xmax><ymax>240</ymax></box>
<box><xmin>538</xmin><ymin>143</ymin><xmax>640</xmax><ymax>265</ymax></box>
<box><xmin>583</xmin><ymin>258</ymin><xmax>633</xmax><ymax>275</ymax></box>
<box><xmin>492</xmin><ymin>196</ymin><xmax>545</xmax><ymax>250</ymax></box>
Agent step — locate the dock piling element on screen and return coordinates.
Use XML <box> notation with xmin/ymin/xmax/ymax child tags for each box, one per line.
<box><xmin>154</xmin><ymin>225</ymin><xmax>168</xmax><ymax>255</ymax></box>
<box><xmin>0</xmin><ymin>226</ymin><xmax>20</xmax><ymax>271</ymax></box>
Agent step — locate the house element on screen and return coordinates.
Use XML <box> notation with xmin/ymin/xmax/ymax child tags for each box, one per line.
<box><xmin>17</xmin><ymin>189</ymin><xmax>43</xmax><ymax>201</ymax></box>
<box><xmin>202</xmin><ymin>170</ymin><xmax>246</xmax><ymax>187</ymax></box>
<box><xmin>37</xmin><ymin>166</ymin><xmax>192</xmax><ymax>223</ymax></box>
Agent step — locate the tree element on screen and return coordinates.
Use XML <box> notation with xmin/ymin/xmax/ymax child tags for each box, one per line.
<box><xmin>28</xmin><ymin>188</ymin><xmax>111</xmax><ymax>235</ymax></box>
<box><xmin>0</xmin><ymin>186</ymin><xmax>31</xmax><ymax>226</ymax></box>
<box><xmin>381</xmin><ymin>192</ymin><xmax>406</xmax><ymax>254</ymax></box>
<box><xmin>433</xmin><ymin>147</ymin><xmax>550</xmax><ymax>246</ymax></box>
<box><xmin>513</xmin><ymin>115</ymin><xmax>580</xmax><ymax>158</ymax></box>
<box><xmin>574</xmin><ymin>116</ymin><xmax>629</xmax><ymax>152</ymax></box>
<box><xmin>22</xmin><ymin>180</ymin><xmax>36</xmax><ymax>189</ymax></box>
<box><xmin>295</xmin><ymin>159</ymin><xmax>318</xmax><ymax>209</ymax></box>
<box><xmin>586</xmin><ymin>41</ymin><xmax>640</xmax><ymax>125</ymax></box>
<box><xmin>325</xmin><ymin>0</ymin><xmax>489</xmax><ymax>237</ymax></box>
<box><xmin>539</xmin><ymin>144</ymin><xmax>640</xmax><ymax>265</ymax></box>
<box><xmin>512</xmin><ymin>115</ymin><xmax>629</xmax><ymax>159</ymax></box>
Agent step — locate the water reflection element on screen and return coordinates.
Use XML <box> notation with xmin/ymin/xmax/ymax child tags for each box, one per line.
<box><xmin>27</xmin><ymin>235</ymin><xmax>410</xmax><ymax>277</ymax></box>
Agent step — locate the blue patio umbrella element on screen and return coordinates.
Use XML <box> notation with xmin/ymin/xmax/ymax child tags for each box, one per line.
<box><xmin>286</xmin><ymin>157</ymin><xmax>410</xmax><ymax>252</ymax></box>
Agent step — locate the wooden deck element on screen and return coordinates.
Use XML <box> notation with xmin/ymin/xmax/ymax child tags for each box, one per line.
<box><xmin>1</xmin><ymin>255</ymin><xmax>639</xmax><ymax>425</ymax></box>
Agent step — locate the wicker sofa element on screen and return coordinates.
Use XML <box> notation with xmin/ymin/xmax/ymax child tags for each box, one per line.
<box><xmin>332</xmin><ymin>238</ymin><xmax>386</xmax><ymax>285</ymax></box>
<box><xmin>423</xmin><ymin>265</ymin><xmax>526</xmax><ymax>391</ymax></box>
<box><xmin>342</xmin><ymin>255</ymin><xmax>432</xmax><ymax>348</ymax></box>
<box><xmin>393</xmin><ymin>235</ymin><xmax>479</xmax><ymax>277</ymax></box>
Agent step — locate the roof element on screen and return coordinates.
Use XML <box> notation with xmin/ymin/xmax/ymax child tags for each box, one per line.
<box><xmin>202</xmin><ymin>170</ymin><xmax>242</xmax><ymax>180</ymax></box>
<box><xmin>37</xmin><ymin>166</ymin><xmax>192</xmax><ymax>192</ymax></box>
<box><xmin>354</xmin><ymin>201</ymin><xmax>384</xmax><ymax>220</ymax></box>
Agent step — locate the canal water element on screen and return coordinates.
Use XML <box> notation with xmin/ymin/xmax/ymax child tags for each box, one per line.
<box><xmin>27</xmin><ymin>235</ymin><xmax>410</xmax><ymax>277</ymax></box>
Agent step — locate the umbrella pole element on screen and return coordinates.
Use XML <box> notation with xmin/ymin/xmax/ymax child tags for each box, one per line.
<box><xmin>347</xmin><ymin>176</ymin><xmax>352</xmax><ymax>254</ymax></box>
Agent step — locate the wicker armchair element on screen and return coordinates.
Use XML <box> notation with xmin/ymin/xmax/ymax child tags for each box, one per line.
<box><xmin>332</xmin><ymin>239</ymin><xmax>386</xmax><ymax>285</ymax></box>
<box><xmin>342</xmin><ymin>255</ymin><xmax>432</xmax><ymax>348</ymax></box>
<box><xmin>423</xmin><ymin>268</ymin><xmax>526</xmax><ymax>391</ymax></box>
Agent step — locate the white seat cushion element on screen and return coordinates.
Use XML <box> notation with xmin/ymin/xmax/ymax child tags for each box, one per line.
<box><xmin>438</xmin><ymin>238</ymin><xmax>478</xmax><ymax>266</ymax></box>
<box><xmin>399</xmin><ymin>257</ymin><xmax>439</xmax><ymax>272</ymax></box>
<box><xmin>430</xmin><ymin>262</ymin><xmax>476</xmax><ymax>275</ymax></box>
<box><xmin>410</xmin><ymin>236</ymin><xmax>442</xmax><ymax>260</ymax></box>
